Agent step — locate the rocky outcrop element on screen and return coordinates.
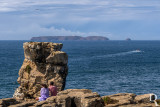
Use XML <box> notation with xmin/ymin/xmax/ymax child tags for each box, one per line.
<box><xmin>126</xmin><ymin>38</ymin><xmax>131</xmax><ymax>41</ymax></box>
<box><xmin>2</xmin><ymin>91</ymin><xmax>158</xmax><ymax>107</ymax></box>
<box><xmin>102</xmin><ymin>93</ymin><xmax>136</xmax><ymax>106</ymax></box>
<box><xmin>13</xmin><ymin>42</ymin><xmax>68</xmax><ymax>99</ymax></box>
<box><xmin>102</xmin><ymin>93</ymin><xmax>156</xmax><ymax>107</ymax></box>
<box><xmin>55</xmin><ymin>89</ymin><xmax>104</xmax><ymax>107</ymax></box>
<box><xmin>2</xmin><ymin>89</ymin><xmax>104</xmax><ymax>107</ymax></box>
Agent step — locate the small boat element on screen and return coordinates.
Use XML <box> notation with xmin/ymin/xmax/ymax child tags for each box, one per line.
<box><xmin>135</xmin><ymin>50</ymin><xmax>141</xmax><ymax>52</ymax></box>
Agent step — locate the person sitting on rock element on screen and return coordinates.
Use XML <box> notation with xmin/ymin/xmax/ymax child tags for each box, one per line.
<box><xmin>36</xmin><ymin>84</ymin><xmax>49</xmax><ymax>101</ymax></box>
<box><xmin>49</xmin><ymin>81</ymin><xmax>57</xmax><ymax>96</ymax></box>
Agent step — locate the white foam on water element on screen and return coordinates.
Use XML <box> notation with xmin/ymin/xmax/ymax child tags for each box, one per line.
<box><xmin>95</xmin><ymin>50</ymin><xmax>143</xmax><ymax>58</ymax></box>
<box><xmin>70</xmin><ymin>50</ymin><xmax>143</xmax><ymax>61</ymax></box>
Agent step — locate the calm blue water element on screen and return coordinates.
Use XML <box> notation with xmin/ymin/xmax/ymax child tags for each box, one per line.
<box><xmin>0</xmin><ymin>40</ymin><xmax>160</xmax><ymax>99</ymax></box>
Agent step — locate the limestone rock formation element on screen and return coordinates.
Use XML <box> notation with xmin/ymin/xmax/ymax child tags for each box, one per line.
<box><xmin>134</xmin><ymin>93</ymin><xmax>155</xmax><ymax>104</ymax></box>
<box><xmin>13</xmin><ymin>42</ymin><xmax>68</xmax><ymax>99</ymax></box>
<box><xmin>102</xmin><ymin>93</ymin><xmax>136</xmax><ymax>106</ymax></box>
<box><xmin>2</xmin><ymin>89</ymin><xmax>104</xmax><ymax>107</ymax></box>
<box><xmin>55</xmin><ymin>89</ymin><xmax>104</xmax><ymax>107</ymax></box>
<box><xmin>102</xmin><ymin>93</ymin><xmax>156</xmax><ymax>107</ymax></box>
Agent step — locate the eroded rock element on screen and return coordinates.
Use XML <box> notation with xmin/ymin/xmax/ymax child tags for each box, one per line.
<box><xmin>102</xmin><ymin>93</ymin><xmax>156</xmax><ymax>107</ymax></box>
<box><xmin>56</xmin><ymin>89</ymin><xmax>104</xmax><ymax>107</ymax></box>
<box><xmin>1</xmin><ymin>89</ymin><xmax>103</xmax><ymax>107</ymax></box>
<box><xmin>134</xmin><ymin>93</ymin><xmax>154</xmax><ymax>104</ymax></box>
<box><xmin>13</xmin><ymin>42</ymin><xmax>68</xmax><ymax>99</ymax></box>
<box><xmin>102</xmin><ymin>93</ymin><xmax>136</xmax><ymax>106</ymax></box>
<box><xmin>0</xmin><ymin>98</ymin><xmax>19</xmax><ymax>107</ymax></box>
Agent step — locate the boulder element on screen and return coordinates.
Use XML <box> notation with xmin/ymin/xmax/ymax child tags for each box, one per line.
<box><xmin>46</xmin><ymin>51</ymin><xmax>68</xmax><ymax>65</ymax></box>
<box><xmin>13</xmin><ymin>42</ymin><xmax>68</xmax><ymax>99</ymax></box>
<box><xmin>0</xmin><ymin>98</ymin><xmax>19</xmax><ymax>107</ymax></box>
<box><xmin>57</xmin><ymin>89</ymin><xmax>104</xmax><ymax>107</ymax></box>
<box><xmin>134</xmin><ymin>93</ymin><xmax>154</xmax><ymax>103</ymax></box>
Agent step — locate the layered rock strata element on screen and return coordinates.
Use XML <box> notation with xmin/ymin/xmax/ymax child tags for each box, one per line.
<box><xmin>1</xmin><ymin>89</ymin><xmax>104</xmax><ymax>107</ymax></box>
<box><xmin>13</xmin><ymin>42</ymin><xmax>68</xmax><ymax>99</ymax></box>
<box><xmin>102</xmin><ymin>93</ymin><xmax>156</xmax><ymax>107</ymax></box>
<box><xmin>1</xmin><ymin>92</ymin><xmax>157</xmax><ymax>107</ymax></box>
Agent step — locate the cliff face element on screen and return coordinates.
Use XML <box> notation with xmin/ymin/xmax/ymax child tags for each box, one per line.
<box><xmin>31</xmin><ymin>36</ymin><xmax>109</xmax><ymax>41</ymax></box>
<box><xmin>13</xmin><ymin>42</ymin><xmax>68</xmax><ymax>99</ymax></box>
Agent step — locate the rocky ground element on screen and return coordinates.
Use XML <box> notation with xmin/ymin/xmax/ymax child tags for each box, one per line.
<box><xmin>0</xmin><ymin>90</ymin><xmax>158</xmax><ymax>107</ymax></box>
<box><xmin>102</xmin><ymin>93</ymin><xmax>157</xmax><ymax>107</ymax></box>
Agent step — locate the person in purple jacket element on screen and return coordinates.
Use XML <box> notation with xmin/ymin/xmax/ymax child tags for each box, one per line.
<box><xmin>36</xmin><ymin>84</ymin><xmax>49</xmax><ymax>101</ymax></box>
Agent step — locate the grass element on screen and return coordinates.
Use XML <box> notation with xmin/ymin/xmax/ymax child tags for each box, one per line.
<box><xmin>102</xmin><ymin>96</ymin><xmax>119</xmax><ymax>105</ymax></box>
<box><xmin>25</xmin><ymin>65</ymin><xmax>31</xmax><ymax>74</ymax></box>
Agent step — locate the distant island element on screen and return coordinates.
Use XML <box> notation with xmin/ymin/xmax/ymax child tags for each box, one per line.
<box><xmin>31</xmin><ymin>36</ymin><xmax>109</xmax><ymax>41</ymax></box>
<box><xmin>126</xmin><ymin>38</ymin><xmax>131</xmax><ymax>41</ymax></box>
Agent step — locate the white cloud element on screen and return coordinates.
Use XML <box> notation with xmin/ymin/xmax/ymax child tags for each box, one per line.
<box><xmin>0</xmin><ymin>0</ymin><xmax>159</xmax><ymax>22</ymax></box>
<box><xmin>0</xmin><ymin>0</ymin><xmax>160</xmax><ymax>40</ymax></box>
<box><xmin>0</xmin><ymin>23</ymin><xmax>112</xmax><ymax>40</ymax></box>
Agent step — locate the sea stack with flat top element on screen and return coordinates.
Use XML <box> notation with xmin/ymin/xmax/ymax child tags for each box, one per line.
<box><xmin>13</xmin><ymin>42</ymin><xmax>68</xmax><ymax>99</ymax></box>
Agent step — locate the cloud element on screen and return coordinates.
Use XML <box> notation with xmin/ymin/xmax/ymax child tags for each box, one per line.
<box><xmin>0</xmin><ymin>0</ymin><xmax>160</xmax><ymax>20</ymax></box>
<box><xmin>0</xmin><ymin>23</ymin><xmax>112</xmax><ymax>40</ymax></box>
<box><xmin>0</xmin><ymin>0</ymin><xmax>160</xmax><ymax>40</ymax></box>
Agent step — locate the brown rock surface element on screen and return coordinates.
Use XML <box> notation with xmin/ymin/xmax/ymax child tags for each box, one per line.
<box><xmin>0</xmin><ymin>98</ymin><xmax>20</xmax><ymax>107</ymax></box>
<box><xmin>102</xmin><ymin>93</ymin><xmax>136</xmax><ymax>106</ymax></box>
<box><xmin>13</xmin><ymin>42</ymin><xmax>68</xmax><ymax>99</ymax></box>
<box><xmin>56</xmin><ymin>89</ymin><xmax>104</xmax><ymax>107</ymax></box>
<box><xmin>103</xmin><ymin>93</ymin><xmax>157</xmax><ymax>107</ymax></box>
<box><xmin>134</xmin><ymin>93</ymin><xmax>153</xmax><ymax>103</ymax></box>
<box><xmin>0</xmin><ymin>92</ymin><xmax>157</xmax><ymax>107</ymax></box>
<box><xmin>2</xmin><ymin>89</ymin><xmax>103</xmax><ymax>107</ymax></box>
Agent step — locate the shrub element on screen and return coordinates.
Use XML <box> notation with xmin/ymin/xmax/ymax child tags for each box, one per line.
<box><xmin>102</xmin><ymin>96</ymin><xmax>119</xmax><ymax>105</ymax></box>
<box><xmin>156</xmin><ymin>99</ymin><xmax>160</xmax><ymax>105</ymax></box>
<box><xmin>25</xmin><ymin>65</ymin><xmax>31</xmax><ymax>74</ymax></box>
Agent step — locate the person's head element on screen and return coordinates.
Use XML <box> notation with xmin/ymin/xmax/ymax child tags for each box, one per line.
<box><xmin>50</xmin><ymin>81</ymin><xmax>54</xmax><ymax>86</ymax></box>
<box><xmin>41</xmin><ymin>84</ymin><xmax>48</xmax><ymax>88</ymax></box>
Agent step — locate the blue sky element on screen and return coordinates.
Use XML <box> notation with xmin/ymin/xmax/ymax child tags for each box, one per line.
<box><xmin>0</xmin><ymin>0</ymin><xmax>160</xmax><ymax>40</ymax></box>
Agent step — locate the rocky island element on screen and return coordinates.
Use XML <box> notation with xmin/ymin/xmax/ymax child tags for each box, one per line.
<box><xmin>126</xmin><ymin>38</ymin><xmax>131</xmax><ymax>41</ymax></box>
<box><xmin>31</xmin><ymin>36</ymin><xmax>109</xmax><ymax>41</ymax></box>
<box><xmin>0</xmin><ymin>42</ymin><xmax>158</xmax><ymax>107</ymax></box>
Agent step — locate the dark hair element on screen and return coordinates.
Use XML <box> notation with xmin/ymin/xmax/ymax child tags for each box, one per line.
<box><xmin>50</xmin><ymin>81</ymin><xmax>54</xmax><ymax>85</ymax></box>
<box><xmin>41</xmin><ymin>84</ymin><xmax>48</xmax><ymax>88</ymax></box>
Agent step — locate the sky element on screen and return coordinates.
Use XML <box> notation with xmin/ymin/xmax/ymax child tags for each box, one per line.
<box><xmin>0</xmin><ymin>0</ymin><xmax>160</xmax><ymax>40</ymax></box>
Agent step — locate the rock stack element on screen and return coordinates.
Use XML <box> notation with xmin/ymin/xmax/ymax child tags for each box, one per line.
<box><xmin>13</xmin><ymin>42</ymin><xmax>68</xmax><ymax>99</ymax></box>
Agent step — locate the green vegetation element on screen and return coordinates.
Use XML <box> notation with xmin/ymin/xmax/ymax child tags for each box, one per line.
<box><xmin>156</xmin><ymin>99</ymin><xmax>160</xmax><ymax>105</ymax></box>
<box><xmin>102</xmin><ymin>96</ymin><xmax>119</xmax><ymax>105</ymax></box>
<box><xmin>25</xmin><ymin>65</ymin><xmax>31</xmax><ymax>74</ymax></box>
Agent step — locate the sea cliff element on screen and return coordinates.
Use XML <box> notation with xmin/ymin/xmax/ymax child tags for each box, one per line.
<box><xmin>0</xmin><ymin>42</ymin><xmax>157</xmax><ymax>107</ymax></box>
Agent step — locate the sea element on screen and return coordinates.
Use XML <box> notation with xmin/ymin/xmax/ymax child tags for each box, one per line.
<box><xmin>0</xmin><ymin>40</ymin><xmax>160</xmax><ymax>99</ymax></box>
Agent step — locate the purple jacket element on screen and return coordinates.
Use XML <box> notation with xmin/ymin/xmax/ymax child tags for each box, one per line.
<box><xmin>39</xmin><ymin>88</ymin><xmax>49</xmax><ymax>101</ymax></box>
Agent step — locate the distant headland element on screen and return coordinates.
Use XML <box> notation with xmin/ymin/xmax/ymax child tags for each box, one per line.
<box><xmin>31</xmin><ymin>36</ymin><xmax>109</xmax><ymax>41</ymax></box>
